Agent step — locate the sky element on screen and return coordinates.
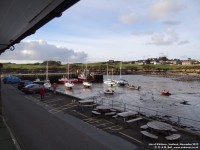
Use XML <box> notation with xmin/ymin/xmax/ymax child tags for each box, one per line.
<box><xmin>0</xmin><ymin>0</ymin><xmax>200</xmax><ymax>64</ymax></box>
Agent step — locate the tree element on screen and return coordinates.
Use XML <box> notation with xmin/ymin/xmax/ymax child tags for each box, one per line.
<box><xmin>159</xmin><ymin>56</ymin><xmax>168</xmax><ymax>61</ymax></box>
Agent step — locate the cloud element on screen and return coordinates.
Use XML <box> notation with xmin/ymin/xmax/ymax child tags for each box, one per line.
<box><xmin>149</xmin><ymin>0</ymin><xmax>184</xmax><ymax>19</ymax></box>
<box><xmin>0</xmin><ymin>41</ymin><xmax>88</xmax><ymax>63</ymax></box>
<box><xmin>119</xmin><ymin>12</ymin><xmax>138</xmax><ymax>24</ymax></box>
<box><xmin>178</xmin><ymin>40</ymin><xmax>189</xmax><ymax>45</ymax></box>
<box><xmin>162</xmin><ymin>20</ymin><xmax>181</xmax><ymax>25</ymax></box>
<box><xmin>180</xmin><ymin>55</ymin><xmax>188</xmax><ymax>59</ymax></box>
<box><xmin>132</xmin><ymin>31</ymin><xmax>154</xmax><ymax>36</ymax></box>
<box><xmin>111</xmin><ymin>23</ymin><xmax>121</xmax><ymax>30</ymax></box>
<box><xmin>147</xmin><ymin>28</ymin><xmax>179</xmax><ymax>45</ymax></box>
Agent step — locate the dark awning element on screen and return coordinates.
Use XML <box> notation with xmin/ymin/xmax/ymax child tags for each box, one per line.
<box><xmin>0</xmin><ymin>0</ymin><xmax>79</xmax><ymax>54</ymax></box>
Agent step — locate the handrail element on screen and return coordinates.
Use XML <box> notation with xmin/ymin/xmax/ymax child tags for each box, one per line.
<box><xmin>95</xmin><ymin>99</ymin><xmax>200</xmax><ymax>132</ymax></box>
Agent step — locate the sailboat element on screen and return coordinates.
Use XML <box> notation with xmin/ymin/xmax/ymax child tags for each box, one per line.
<box><xmin>67</xmin><ymin>62</ymin><xmax>78</xmax><ymax>83</ymax></box>
<box><xmin>58</xmin><ymin>66</ymin><xmax>68</xmax><ymax>83</ymax></box>
<box><xmin>59</xmin><ymin>64</ymin><xmax>78</xmax><ymax>84</ymax></box>
<box><xmin>44</xmin><ymin>61</ymin><xmax>52</xmax><ymax>88</ymax></box>
<box><xmin>64</xmin><ymin>63</ymin><xmax>74</xmax><ymax>89</ymax></box>
<box><xmin>78</xmin><ymin>64</ymin><xmax>95</xmax><ymax>82</ymax></box>
<box><xmin>104</xmin><ymin>64</ymin><xmax>117</xmax><ymax>87</ymax></box>
<box><xmin>116</xmin><ymin>62</ymin><xmax>128</xmax><ymax>86</ymax></box>
<box><xmin>82</xmin><ymin>63</ymin><xmax>92</xmax><ymax>88</ymax></box>
<box><xmin>58</xmin><ymin>75</ymin><xmax>68</xmax><ymax>84</ymax></box>
<box><xmin>34</xmin><ymin>61</ymin><xmax>51</xmax><ymax>89</ymax></box>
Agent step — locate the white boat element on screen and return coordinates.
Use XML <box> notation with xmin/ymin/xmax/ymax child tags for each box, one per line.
<box><xmin>44</xmin><ymin>80</ymin><xmax>51</xmax><ymax>88</ymax></box>
<box><xmin>78</xmin><ymin>63</ymin><xmax>95</xmax><ymax>83</ymax></box>
<box><xmin>34</xmin><ymin>61</ymin><xmax>52</xmax><ymax>89</ymax></box>
<box><xmin>83</xmin><ymin>81</ymin><xmax>92</xmax><ymax>88</ymax></box>
<box><xmin>82</xmin><ymin>63</ymin><xmax>92</xmax><ymax>88</ymax></box>
<box><xmin>65</xmin><ymin>82</ymin><xmax>74</xmax><ymax>89</ymax></box>
<box><xmin>117</xmin><ymin>79</ymin><xmax>129</xmax><ymax>86</ymax></box>
<box><xmin>127</xmin><ymin>84</ymin><xmax>141</xmax><ymax>90</ymax></box>
<box><xmin>60</xmin><ymin>62</ymin><xmax>78</xmax><ymax>84</ymax></box>
<box><xmin>104</xmin><ymin>89</ymin><xmax>114</xmax><ymax>94</ymax></box>
<box><xmin>116</xmin><ymin>62</ymin><xmax>129</xmax><ymax>86</ymax></box>
<box><xmin>104</xmin><ymin>79</ymin><xmax>117</xmax><ymax>87</ymax></box>
<box><xmin>44</xmin><ymin>61</ymin><xmax>52</xmax><ymax>88</ymax></box>
<box><xmin>104</xmin><ymin>64</ymin><xmax>117</xmax><ymax>87</ymax></box>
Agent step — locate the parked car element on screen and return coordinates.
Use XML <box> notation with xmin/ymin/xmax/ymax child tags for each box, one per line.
<box><xmin>22</xmin><ymin>84</ymin><xmax>44</xmax><ymax>94</ymax></box>
<box><xmin>3</xmin><ymin>76</ymin><xmax>21</xmax><ymax>84</ymax></box>
<box><xmin>18</xmin><ymin>80</ymin><xmax>33</xmax><ymax>90</ymax></box>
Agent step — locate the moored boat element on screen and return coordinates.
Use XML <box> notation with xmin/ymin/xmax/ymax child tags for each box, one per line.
<box><xmin>127</xmin><ymin>84</ymin><xmax>141</xmax><ymax>90</ymax></box>
<box><xmin>83</xmin><ymin>81</ymin><xmax>92</xmax><ymax>88</ymax></box>
<box><xmin>33</xmin><ymin>78</ymin><xmax>52</xmax><ymax>89</ymax></box>
<box><xmin>161</xmin><ymin>89</ymin><xmax>171</xmax><ymax>96</ymax></box>
<box><xmin>104</xmin><ymin>79</ymin><xmax>117</xmax><ymax>87</ymax></box>
<box><xmin>58</xmin><ymin>76</ymin><xmax>68</xmax><ymax>84</ymax></box>
<box><xmin>104</xmin><ymin>89</ymin><xmax>114</xmax><ymax>94</ymax></box>
<box><xmin>117</xmin><ymin>79</ymin><xmax>129</xmax><ymax>86</ymax></box>
<box><xmin>69</xmin><ymin>78</ymin><xmax>78</xmax><ymax>83</ymax></box>
<box><xmin>115</xmin><ymin>62</ymin><xmax>129</xmax><ymax>86</ymax></box>
<box><xmin>78</xmin><ymin>63</ymin><xmax>95</xmax><ymax>83</ymax></box>
<box><xmin>65</xmin><ymin>82</ymin><xmax>74</xmax><ymax>89</ymax></box>
<box><xmin>104</xmin><ymin>65</ymin><xmax>117</xmax><ymax>86</ymax></box>
<box><xmin>60</xmin><ymin>62</ymin><xmax>78</xmax><ymax>84</ymax></box>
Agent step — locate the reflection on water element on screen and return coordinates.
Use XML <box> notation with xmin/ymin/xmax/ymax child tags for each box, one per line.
<box><xmin>57</xmin><ymin>75</ymin><xmax>200</xmax><ymax>130</ymax></box>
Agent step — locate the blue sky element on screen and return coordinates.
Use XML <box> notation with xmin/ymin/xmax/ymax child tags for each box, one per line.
<box><xmin>1</xmin><ymin>0</ymin><xmax>200</xmax><ymax>64</ymax></box>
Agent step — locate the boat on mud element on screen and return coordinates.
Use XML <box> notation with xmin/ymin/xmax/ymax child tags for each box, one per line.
<box><xmin>161</xmin><ymin>89</ymin><xmax>171</xmax><ymax>96</ymax></box>
<box><xmin>65</xmin><ymin>82</ymin><xmax>74</xmax><ymax>89</ymax></box>
<box><xmin>83</xmin><ymin>81</ymin><xmax>92</xmax><ymax>88</ymax></box>
<box><xmin>104</xmin><ymin>89</ymin><xmax>115</xmax><ymax>94</ymax></box>
<box><xmin>127</xmin><ymin>84</ymin><xmax>141</xmax><ymax>90</ymax></box>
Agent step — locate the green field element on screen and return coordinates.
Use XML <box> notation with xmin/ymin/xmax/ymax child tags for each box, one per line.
<box><xmin>2</xmin><ymin>62</ymin><xmax>200</xmax><ymax>71</ymax></box>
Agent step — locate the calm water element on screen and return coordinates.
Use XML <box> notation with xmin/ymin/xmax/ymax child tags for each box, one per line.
<box><xmin>56</xmin><ymin>75</ymin><xmax>200</xmax><ymax>131</ymax></box>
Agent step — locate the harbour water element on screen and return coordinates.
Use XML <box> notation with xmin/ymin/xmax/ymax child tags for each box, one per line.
<box><xmin>56</xmin><ymin>75</ymin><xmax>200</xmax><ymax>131</ymax></box>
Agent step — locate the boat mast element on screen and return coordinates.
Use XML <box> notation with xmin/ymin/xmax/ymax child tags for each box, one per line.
<box><xmin>112</xmin><ymin>68</ymin><xmax>113</xmax><ymax>80</ymax></box>
<box><xmin>107</xmin><ymin>63</ymin><xmax>108</xmax><ymax>80</ymax></box>
<box><xmin>86</xmin><ymin>63</ymin><xmax>87</xmax><ymax>81</ymax></box>
<box><xmin>120</xmin><ymin>61</ymin><xmax>122</xmax><ymax>79</ymax></box>
<box><xmin>67</xmin><ymin>63</ymin><xmax>69</xmax><ymax>79</ymax></box>
<box><xmin>46</xmin><ymin>61</ymin><xmax>48</xmax><ymax>80</ymax></box>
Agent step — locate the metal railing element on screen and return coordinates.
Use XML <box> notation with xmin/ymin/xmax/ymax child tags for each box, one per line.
<box><xmin>95</xmin><ymin>98</ymin><xmax>200</xmax><ymax>133</ymax></box>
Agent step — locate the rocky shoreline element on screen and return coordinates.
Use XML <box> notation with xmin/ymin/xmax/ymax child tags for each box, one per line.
<box><xmin>142</xmin><ymin>71</ymin><xmax>200</xmax><ymax>80</ymax></box>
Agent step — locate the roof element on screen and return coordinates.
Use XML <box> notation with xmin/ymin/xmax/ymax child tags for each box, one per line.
<box><xmin>0</xmin><ymin>0</ymin><xmax>79</xmax><ymax>54</ymax></box>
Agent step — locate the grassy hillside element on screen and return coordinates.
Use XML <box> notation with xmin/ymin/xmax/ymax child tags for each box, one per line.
<box><xmin>2</xmin><ymin>62</ymin><xmax>200</xmax><ymax>71</ymax></box>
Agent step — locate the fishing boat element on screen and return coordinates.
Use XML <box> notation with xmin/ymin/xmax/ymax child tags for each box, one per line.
<box><xmin>161</xmin><ymin>89</ymin><xmax>171</xmax><ymax>96</ymax></box>
<box><xmin>104</xmin><ymin>89</ymin><xmax>114</xmax><ymax>94</ymax></box>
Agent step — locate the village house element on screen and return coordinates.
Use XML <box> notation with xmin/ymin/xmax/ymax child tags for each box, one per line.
<box><xmin>181</xmin><ymin>60</ymin><xmax>194</xmax><ymax>65</ymax></box>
